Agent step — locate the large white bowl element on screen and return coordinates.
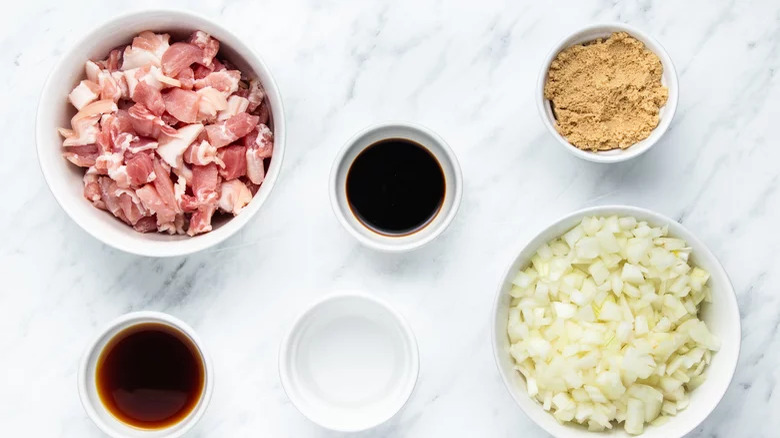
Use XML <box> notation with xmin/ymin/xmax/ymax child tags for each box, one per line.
<box><xmin>537</xmin><ymin>24</ymin><xmax>679</xmax><ymax>163</ymax></box>
<box><xmin>491</xmin><ymin>205</ymin><xmax>740</xmax><ymax>438</ymax></box>
<box><xmin>36</xmin><ymin>10</ymin><xmax>285</xmax><ymax>257</ymax></box>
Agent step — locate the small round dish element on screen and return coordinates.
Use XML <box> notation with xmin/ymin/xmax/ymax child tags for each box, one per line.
<box><xmin>491</xmin><ymin>205</ymin><xmax>740</xmax><ymax>438</ymax></box>
<box><xmin>78</xmin><ymin>311</ymin><xmax>214</xmax><ymax>438</ymax></box>
<box><xmin>36</xmin><ymin>9</ymin><xmax>286</xmax><ymax>257</ymax></box>
<box><xmin>536</xmin><ymin>23</ymin><xmax>679</xmax><ymax>163</ymax></box>
<box><xmin>279</xmin><ymin>292</ymin><xmax>419</xmax><ymax>432</ymax></box>
<box><xmin>329</xmin><ymin>122</ymin><xmax>463</xmax><ymax>252</ymax></box>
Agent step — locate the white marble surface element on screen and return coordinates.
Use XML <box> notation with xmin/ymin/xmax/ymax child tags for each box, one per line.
<box><xmin>1</xmin><ymin>0</ymin><xmax>779</xmax><ymax>436</ymax></box>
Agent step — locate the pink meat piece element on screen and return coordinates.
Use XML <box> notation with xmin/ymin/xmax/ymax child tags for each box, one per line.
<box><xmin>127</xmin><ymin>137</ymin><xmax>158</xmax><ymax>154</ymax></box>
<box><xmin>132</xmin><ymin>81</ymin><xmax>166</xmax><ymax>116</ymax></box>
<box><xmin>177</xmin><ymin>67</ymin><xmax>195</xmax><ymax>90</ymax></box>
<box><xmin>133</xmin><ymin>216</ymin><xmax>158</xmax><ymax>233</ymax></box>
<box><xmin>193</xmin><ymin>64</ymin><xmax>214</xmax><ymax>80</ymax></box>
<box><xmin>98</xmin><ymin>70</ymin><xmax>123</xmax><ymax>101</ymax></box>
<box><xmin>218</xmin><ymin>179</ymin><xmax>252</xmax><ymax>215</ymax></box>
<box><xmin>205</xmin><ymin>113</ymin><xmax>259</xmax><ymax>148</ymax></box>
<box><xmin>192</xmin><ymin>163</ymin><xmax>220</xmax><ymax>199</ymax></box>
<box><xmin>122</xmin><ymin>32</ymin><xmax>170</xmax><ymax>70</ymax></box>
<box><xmin>83</xmin><ymin>170</ymin><xmax>104</xmax><ymax>209</ymax></box>
<box><xmin>106</xmin><ymin>48</ymin><xmax>123</xmax><ymax>71</ymax></box>
<box><xmin>188</xmin><ymin>31</ymin><xmax>219</xmax><ymax>66</ymax></box>
<box><xmin>68</xmin><ymin>80</ymin><xmax>101</xmax><ymax>110</ymax></box>
<box><xmin>152</xmin><ymin>158</ymin><xmax>179</xmax><ymax>213</ymax></box>
<box><xmin>245</xmin><ymin>148</ymin><xmax>266</xmax><ymax>185</ymax></box>
<box><xmin>126</xmin><ymin>152</ymin><xmax>156</xmax><ymax>187</ymax></box>
<box><xmin>98</xmin><ymin>176</ymin><xmax>127</xmax><ymax>223</ymax></box>
<box><xmin>136</xmin><ymin>184</ymin><xmax>176</xmax><ymax>226</ymax></box>
<box><xmin>184</xmin><ymin>140</ymin><xmax>222</xmax><ymax>167</ymax></box>
<box><xmin>162</xmin><ymin>88</ymin><xmax>200</xmax><ymax>123</ymax></box>
<box><xmin>63</xmin><ymin>144</ymin><xmax>100</xmax><ymax>168</ymax></box>
<box><xmin>194</xmin><ymin>70</ymin><xmax>240</xmax><ymax>94</ymax></box>
<box><xmin>217</xmin><ymin>145</ymin><xmax>247</xmax><ymax>180</ymax></box>
<box><xmin>187</xmin><ymin>203</ymin><xmax>216</xmax><ymax>236</ymax></box>
<box><xmin>118</xmin><ymin>192</ymin><xmax>147</xmax><ymax>225</ymax></box>
<box><xmin>246</xmin><ymin>79</ymin><xmax>265</xmax><ymax>112</ymax></box>
<box><xmin>128</xmin><ymin>104</ymin><xmax>177</xmax><ymax>138</ymax></box>
<box><xmin>244</xmin><ymin>123</ymin><xmax>274</xmax><ymax>158</ymax></box>
<box><xmin>161</xmin><ymin>42</ymin><xmax>204</xmax><ymax>77</ymax></box>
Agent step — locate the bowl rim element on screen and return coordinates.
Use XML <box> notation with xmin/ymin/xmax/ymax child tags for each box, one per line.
<box><xmin>77</xmin><ymin>311</ymin><xmax>214</xmax><ymax>438</ymax></box>
<box><xmin>328</xmin><ymin>120</ymin><xmax>463</xmax><ymax>253</ymax></box>
<box><xmin>35</xmin><ymin>8</ymin><xmax>286</xmax><ymax>257</ymax></box>
<box><xmin>535</xmin><ymin>22</ymin><xmax>680</xmax><ymax>164</ymax></box>
<box><xmin>490</xmin><ymin>204</ymin><xmax>741</xmax><ymax>437</ymax></box>
<box><xmin>277</xmin><ymin>291</ymin><xmax>420</xmax><ymax>432</ymax></box>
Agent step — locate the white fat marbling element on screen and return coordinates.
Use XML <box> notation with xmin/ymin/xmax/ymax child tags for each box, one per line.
<box><xmin>1</xmin><ymin>0</ymin><xmax>779</xmax><ymax>436</ymax></box>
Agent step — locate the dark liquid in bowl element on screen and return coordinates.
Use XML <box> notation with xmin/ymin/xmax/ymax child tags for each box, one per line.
<box><xmin>96</xmin><ymin>323</ymin><xmax>204</xmax><ymax>429</ymax></box>
<box><xmin>346</xmin><ymin>138</ymin><xmax>445</xmax><ymax>235</ymax></box>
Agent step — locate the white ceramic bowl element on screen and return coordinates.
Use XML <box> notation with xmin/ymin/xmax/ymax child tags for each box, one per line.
<box><xmin>537</xmin><ymin>23</ymin><xmax>679</xmax><ymax>163</ymax></box>
<box><xmin>78</xmin><ymin>311</ymin><xmax>214</xmax><ymax>438</ymax></box>
<box><xmin>329</xmin><ymin>122</ymin><xmax>463</xmax><ymax>252</ymax></box>
<box><xmin>491</xmin><ymin>205</ymin><xmax>740</xmax><ymax>438</ymax></box>
<box><xmin>279</xmin><ymin>292</ymin><xmax>419</xmax><ymax>432</ymax></box>
<box><xmin>36</xmin><ymin>9</ymin><xmax>285</xmax><ymax>257</ymax></box>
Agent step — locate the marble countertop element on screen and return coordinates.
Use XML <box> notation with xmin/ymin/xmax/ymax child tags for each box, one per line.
<box><xmin>2</xmin><ymin>0</ymin><xmax>779</xmax><ymax>436</ymax></box>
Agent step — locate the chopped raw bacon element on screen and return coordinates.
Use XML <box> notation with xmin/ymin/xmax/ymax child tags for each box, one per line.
<box><xmin>184</xmin><ymin>140</ymin><xmax>223</xmax><ymax>167</ymax></box>
<box><xmin>177</xmin><ymin>67</ymin><xmax>195</xmax><ymax>90</ymax></box>
<box><xmin>218</xmin><ymin>179</ymin><xmax>252</xmax><ymax>215</ymax></box>
<box><xmin>126</xmin><ymin>152</ymin><xmax>156</xmax><ymax>187</ymax></box>
<box><xmin>63</xmin><ymin>144</ymin><xmax>100</xmax><ymax>167</ymax></box>
<box><xmin>218</xmin><ymin>95</ymin><xmax>249</xmax><ymax>121</ymax></box>
<box><xmin>246</xmin><ymin>79</ymin><xmax>265</xmax><ymax>112</ymax></box>
<box><xmin>68</xmin><ymin>80</ymin><xmax>101</xmax><ymax>110</ymax></box>
<box><xmin>206</xmin><ymin>113</ymin><xmax>259</xmax><ymax>148</ymax></box>
<box><xmin>132</xmin><ymin>81</ymin><xmax>166</xmax><ymax>116</ymax></box>
<box><xmin>194</xmin><ymin>70</ymin><xmax>240</xmax><ymax>94</ymax></box>
<box><xmin>162</xmin><ymin>88</ymin><xmax>200</xmax><ymax>123</ymax></box>
<box><xmin>60</xmin><ymin>30</ymin><xmax>274</xmax><ymax>236</ymax></box>
<box><xmin>161</xmin><ymin>42</ymin><xmax>203</xmax><ymax>76</ymax></box>
<box><xmin>188</xmin><ymin>31</ymin><xmax>219</xmax><ymax>66</ymax></box>
<box><xmin>217</xmin><ymin>145</ymin><xmax>247</xmax><ymax>180</ymax></box>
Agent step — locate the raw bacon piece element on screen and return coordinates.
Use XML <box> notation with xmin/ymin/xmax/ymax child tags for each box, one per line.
<box><xmin>218</xmin><ymin>95</ymin><xmax>249</xmax><ymax>121</ymax></box>
<box><xmin>177</xmin><ymin>67</ymin><xmax>195</xmax><ymax>90</ymax></box>
<box><xmin>136</xmin><ymin>184</ymin><xmax>176</xmax><ymax>226</ymax></box>
<box><xmin>85</xmin><ymin>60</ymin><xmax>101</xmax><ymax>82</ymax></box>
<box><xmin>184</xmin><ymin>140</ymin><xmax>223</xmax><ymax>167</ymax></box>
<box><xmin>216</xmin><ymin>145</ymin><xmax>247</xmax><ymax>180</ymax></box>
<box><xmin>218</xmin><ymin>179</ymin><xmax>252</xmax><ymax>215</ymax></box>
<box><xmin>133</xmin><ymin>216</ymin><xmax>158</xmax><ymax>233</ymax></box>
<box><xmin>132</xmin><ymin>81</ymin><xmax>166</xmax><ymax>116</ymax></box>
<box><xmin>187</xmin><ymin>203</ymin><xmax>216</xmax><ymax>236</ymax></box>
<box><xmin>63</xmin><ymin>144</ymin><xmax>99</xmax><ymax>167</ymax></box>
<box><xmin>68</xmin><ymin>80</ymin><xmax>101</xmax><ymax>110</ymax></box>
<box><xmin>118</xmin><ymin>191</ymin><xmax>147</xmax><ymax>225</ymax></box>
<box><xmin>161</xmin><ymin>42</ymin><xmax>203</xmax><ymax>76</ymax></box>
<box><xmin>245</xmin><ymin>123</ymin><xmax>274</xmax><ymax>158</ymax></box>
<box><xmin>122</xmin><ymin>31</ymin><xmax>170</xmax><ymax>70</ymax></box>
<box><xmin>83</xmin><ymin>169</ymin><xmax>104</xmax><ymax>209</ymax></box>
<box><xmin>126</xmin><ymin>152</ymin><xmax>156</xmax><ymax>186</ymax></box>
<box><xmin>98</xmin><ymin>176</ymin><xmax>126</xmax><ymax>222</ymax></box>
<box><xmin>246</xmin><ymin>79</ymin><xmax>265</xmax><ymax>112</ymax></box>
<box><xmin>188</xmin><ymin>31</ymin><xmax>219</xmax><ymax>66</ymax></box>
<box><xmin>156</xmin><ymin>123</ymin><xmax>204</xmax><ymax>168</ymax></box>
<box><xmin>193</xmin><ymin>64</ymin><xmax>213</xmax><ymax>80</ymax></box>
<box><xmin>194</xmin><ymin>70</ymin><xmax>240</xmax><ymax>94</ymax></box>
<box><xmin>162</xmin><ymin>88</ymin><xmax>200</xmax><ymax>123</ymax></box>
<box><xmin>245</xmin><ymin>148</ymin><xmax>266</xmax><ymax>185</ymax></box>
<box><xmin>152</xmin><ymin>158</ymin><xmax>179</xmax><ymax>214</ymax></box>
<box><xmin>127</xmin><ymin>137</ymin><xmax>158</xmax><ymax>154</ymax></box>
<box><xmin>106</xmin><ymin>48</ymin><xmax>123</xmax><ymax>71</ymax></box>
<box><xmin>205</xmin><ymin>113</ymin><xmax>259</xmax><ymax>148</ymax></box>
<box><xmin>128</xmin><ymin>104</ymin><xmax>177</xmax><ymax>138</ymax></box>
<box><xmin>192</xmin><ymin>162</ymin><xmax>220</xmax><ymax>202</ymax></box>
<box><xmin>196</xmin><ymin>87</ymin><xmax>228</xmax><ymax>121</ymax></box>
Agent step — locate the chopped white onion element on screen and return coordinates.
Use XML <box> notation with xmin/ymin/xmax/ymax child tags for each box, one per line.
<box><xmin>507</xmin><ymin>216</ymin><xmax>718</xmax><ymax>435</ymax></box>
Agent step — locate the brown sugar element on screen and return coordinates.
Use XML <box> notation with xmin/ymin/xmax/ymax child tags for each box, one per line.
<box><xmin>544</xmin><ymin>32</ymin><xmax>668</xmax><ymax>151</ymax></box>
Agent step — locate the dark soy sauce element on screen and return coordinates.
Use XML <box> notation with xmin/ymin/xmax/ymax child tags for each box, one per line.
<box><xmin>96</xmin><ymin>323</ymin><xmax>204</xmax><ymax>429</ymax></box>
<box><xmin>346</xmin><ymin>138</ymin><xmax>445</xmax><ymax>235</ymax></box>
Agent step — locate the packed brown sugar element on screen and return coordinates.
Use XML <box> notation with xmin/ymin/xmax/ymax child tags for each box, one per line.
<box><xmin>544</xmin><ymin>32</ymin><xmax>668</xmax><ymax>151</ymax></box>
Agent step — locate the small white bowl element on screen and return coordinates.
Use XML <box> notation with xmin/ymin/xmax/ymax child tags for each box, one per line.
<box><xmin>329</xmin><ymin>122</ymin><xmax>463</xmax><ymax>252</ymax></box>
<box><xmin>78</xmin><ymin>311</ymin><xmax>214</xmax><ymax>438</ymax></box>
<box><xmin>36</xmin><ymin>9</ymin><xmax>286</xmax><ymax>257</ymax></box>
<box><xmin>279</xmin><ymin>292</ymin><xmax>419</xmax><ymax>432</ymax></box>
<box><xmin>537</xmin><ymin>23</ymin><xmax>679</xmax><ymax>163</ymax></box>
<box><xmin>491</xmin><ymin>205</ymin><xmax>740</xmax><ymax>438</ymax></box>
